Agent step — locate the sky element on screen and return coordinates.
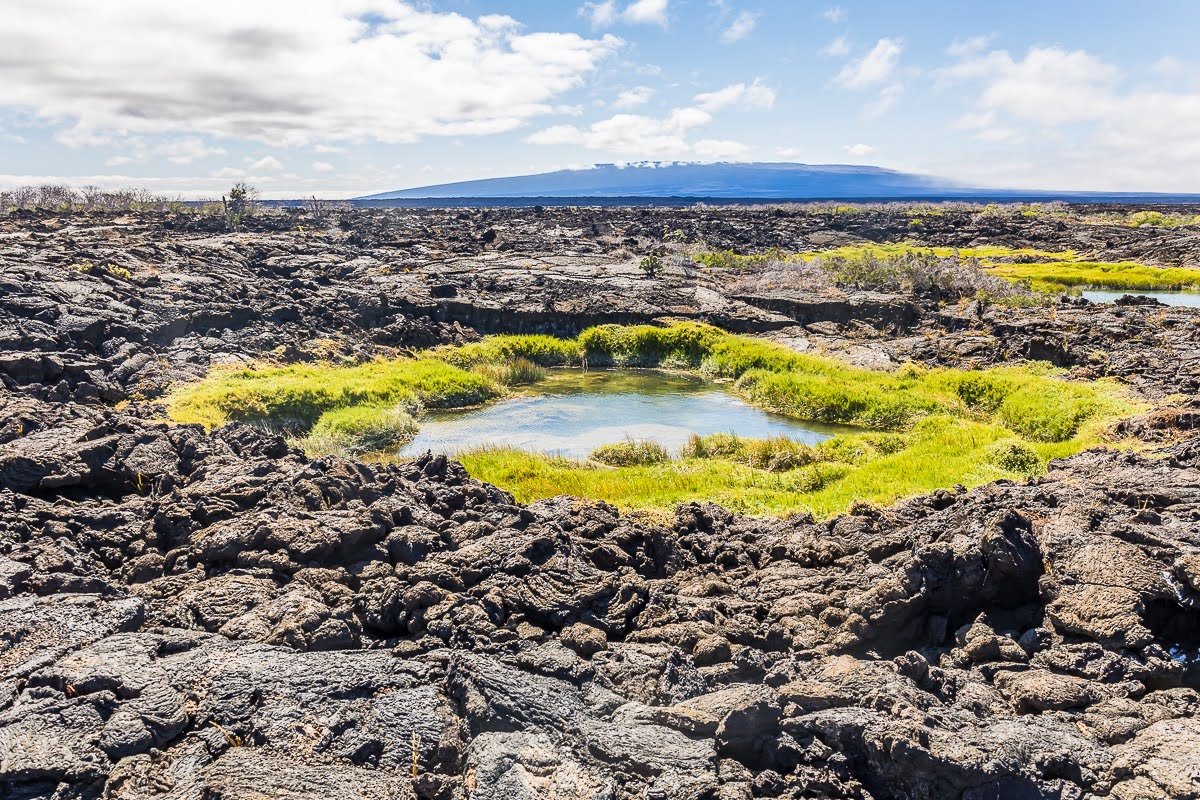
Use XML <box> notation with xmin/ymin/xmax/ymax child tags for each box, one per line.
<box><xmin>2</xmin><ymin>0</ymin><xmax>1199</xmax><ymax>198</ymax></box>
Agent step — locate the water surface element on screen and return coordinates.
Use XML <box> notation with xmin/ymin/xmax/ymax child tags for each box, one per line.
<box><xmin>401</xmin><ymin>369</ymin><xmax>843</xmax><ymax>459</ymax></box>
<box><xmin>1081</xmin><ymin>289</ymin><xmax>1200</xmax><ymax>308</ymax></box>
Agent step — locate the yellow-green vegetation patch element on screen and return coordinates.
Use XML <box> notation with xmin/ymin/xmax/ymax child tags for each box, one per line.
<box><xmin>984</xmin><ymin>261</ymin><xmax>1200</xmax><ymax>293</ymax></box>
<box><xmin>797</xmin><ymin>243</ymin><xmax>1080</xmax><ymax>263</ymax></box>
<box><xmin>1125</xmin><ymin>210</ymin><xmax>1200</xmax><ymax>228</ymax></box>
<box><xmin>457</xmin><ymin>415</ymin><xmax>1116</xmax><ymax>518</ymax></box>
<box><xmin>168</xmin><ymin>357</ymin><xmax>500</xmax><ymax>433</ymax></box>
<box><xmin>167</xmin><ymin>322</ymin><xmax>1142</xmax><ymax>517</ymax></box>
<box><xmin>713</xmin><ymin>242</ymin><xmax>1198</xmax><ymax>294</ymax></box>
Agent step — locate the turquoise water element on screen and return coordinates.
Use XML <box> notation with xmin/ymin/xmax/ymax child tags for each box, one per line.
<box><xmin>1081</xmin><ymin>289</ymin><xmax>1200</xmax><ymax>308</ymax></box>
<box><xmin>400</xmin><ymin>369</ymin><xmax>843</xmax><ymax>459</ymax></box>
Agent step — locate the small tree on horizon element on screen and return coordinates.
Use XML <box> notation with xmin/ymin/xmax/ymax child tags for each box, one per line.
<box><xmin>223</xmin><ymin>182</ymin><xmax>257</xmax><ymax>231</ymax></box>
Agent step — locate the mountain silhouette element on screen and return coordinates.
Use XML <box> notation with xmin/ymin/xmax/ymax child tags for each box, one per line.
<box><xmin>357</xmin><ymin>162</ymin><xmax>969</xmax><ymax>200</ymax></box>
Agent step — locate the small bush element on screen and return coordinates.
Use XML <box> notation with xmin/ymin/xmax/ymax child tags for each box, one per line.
<box><xmin>1125</xmin><ymin>211</ymin><xmax>1196</xmax><ymax>228</ymax></box>
<box><xmin>779</xmin><ymin>462</ymin><xmax>853</xmax><ymax>492</ymax></box>
<box><xmin>984</xmin><ymin>440</ymin><xmax>1042</xmax><ymax>476</ymax></box>
<box><xmin>639</xmin><ymin>254</ymin><xmax>663</xmax><ymax>277</ymax></box>
<box><xmin>953</xmin><ymin>372</ymin><xmax>1017</xmax><ymax>414</ymax></box>
<box><xmin>591</xmin><ymin>438</ymin><xmax>670</xmax><ymax>466</ymax></box>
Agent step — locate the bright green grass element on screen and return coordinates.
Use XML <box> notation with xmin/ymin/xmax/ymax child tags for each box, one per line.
<box><xmin>457</xmin><ymin>415</ymin><xmax>1122</xmax><ymax>518</ymax></box>
<box><xmin>168</xmin><ymin>357</ymin><xmax>499</xmax><ymax>431</ymax></box>
<box><xmin>984</xmin><ymin>261</ymin><xmax>1200</xmax><ymax>292</ymax></box>
<box><xmin>168</xmin><ymin>322</ymin><xmax>1142</xmax><ymax>517</ymax></box>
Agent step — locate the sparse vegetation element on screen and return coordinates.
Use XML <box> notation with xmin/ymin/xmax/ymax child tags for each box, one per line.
<box><xmin>67</xmin><ymin>260</ymin><xmax>133</xmax><ymax>280</ymax></box>
<box><xmin>223</xmin><ymin>182</ymin><xmax>257</xmax><ymax>231</ymax></box>
<box><xmin>0</xmin><ymin>183</ymin><xmax>184</xmax><ymax>213</ymax></box>
<box><xmin>706</xmin><ymin>241</ymin><xmax>1200</xmax><ymax>297</ymax></box>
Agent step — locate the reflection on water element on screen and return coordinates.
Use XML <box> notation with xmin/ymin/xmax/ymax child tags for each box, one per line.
<box><xmin>400</xmin><ymin>369</ymin><xmax>843</xmax><ymax>459</ymax></box>
<box><xmin>1081</xmin><ymin>289</ymin><xmax>1200</xmax><ymax>308</ymax></box>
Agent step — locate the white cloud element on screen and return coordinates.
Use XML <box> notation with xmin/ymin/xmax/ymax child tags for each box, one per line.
<box><xmin>864</xmin><ymin>83</ymin><xmax>903</xmax><ymax>118</ymax></box>
<box><xmin>157</xmin><ymin>137</ymin><xmax>227</xmax><ymax>164</ymax></box>
<box><xmin>834</xmin><ymin>38</ymin><xmax>905</xmax><ymax>117</ymax></box>
<box><xmin>96</xmin><ymin>136</ymin><xmax>226</xmax><ymax>167</ymax></box>
<box><xmin>823</xmin><ymin>6</ymin><xmax>845</xmax><ymax>23</ymax></box>
<box><xmin>939</xmin><ymin>45</ymin><xmax>1200</xmax><ymax>190</ymax></box>
<box><xmin>312</xmin><ymin>161</ymin><xmax>335</xmax><ymax>172</ymax></box>
<box><xmin>528</xmin><ymin>107</ymin><xmax>713</xmax><ymax>158</ymax></box>
<box><xmin>614</xmin><ymin>86</ymin><xmax>655</xmax><ymax>108</ymax></box>
<box><xmin>623</xmin><ymin>0</ymin><xmax>669</xmax><ymax>26</ymax></box>
<box><xmin>843</xmin><ymin>143</ymin><xmax>874</xmax><ymax>156</ymax></box>
<box><xmin>693</xmin><ymin>139</ymin><xmax>748</xmax><ymax>160</ymax></box>
<box><xmin>0</xmin><ymin>1</ymin><xmax>621</xmax><ymax>148</ymax></box>
<box><xmin>821</xmin><ymin>36</ymin><xmax>850</xmax><ymax>58</ymax></box>
<box><xmin>249</xmin><ymin>155</ymin><xmax>284</xmax><ymax>171</ymax></box>
<box><xmin>776</xmin><ymin>146</ymin><xmax>803</xmax><ymax>159</ymax></box>
<box><xmin>835</xmin><ymin>38</ymin><xmax>903</xmax><ymax>89</ymax></box>
<box><xmin>529</xmin><ymin>76</ymin><xmax>768</xmax><ymax>159</ymax></box>
<box><xmin>947</xmin><ymin>35</ymin><xmax>994</xmax><ymax>58</ymax></box>
<box><xmin>720</xmin><ymin>11</ymin><xmax>758</xmax><ymax>43</ymax></box>
<box><xmin>694</xmin><ymin>79</ymin><xmax>775</xmax><ymax>112</ymax></box>
<box><xmin>214</xmin><ymin>167</ymin><xmax>247</xmax><ymax>179</ymax></box>
<box><xmin>1152</xmin><ymin>55</ymin><xmax>1187</xmax><ymax>76</ymax></box>
<box><xmin>581</xmin><ymin>0</ymin><xmax>617</xmax><ymax>27</ymax></box>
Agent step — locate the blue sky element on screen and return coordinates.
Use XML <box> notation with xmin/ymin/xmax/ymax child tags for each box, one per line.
<box><xmin>2</xmin><ymin>0</ymin><xmax>1199</xmax><ymax>197</ymax></box>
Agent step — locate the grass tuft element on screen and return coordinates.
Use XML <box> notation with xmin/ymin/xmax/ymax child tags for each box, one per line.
<box><xmin>308</xmin><ymin>404</ymin><xmax>417</xmax><ymax>454</ymax></box>
<box><xmin>472</xmin><ymin>357</ymin><xmax>547</xmax><ymax>386</ymax></box>
<box><xmin>591</xmin><ymin>438</ymin><xmax>670</xmax><ymax>466</ymax></box>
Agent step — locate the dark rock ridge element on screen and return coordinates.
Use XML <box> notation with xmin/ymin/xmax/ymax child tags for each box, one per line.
<box><xmin>2</xmin><ymin>206</ymin><xmax>1199</xmax><ymax>404</ymax></box>
<box><xmin>1</xmin><ymin>394</ymin><xmax>1198</xmax><ymax>798</ymax></box>
<box><xmin>2</xmin><ymin>207</ymin><xmax>1200</xmax><ymax>798</ymax></box>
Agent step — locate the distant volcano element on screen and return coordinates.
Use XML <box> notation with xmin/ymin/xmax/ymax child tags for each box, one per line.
<box><xmin>357</xmin><ymin>162</ymin><xmax>970</xmax><ymax>200</ymax></box>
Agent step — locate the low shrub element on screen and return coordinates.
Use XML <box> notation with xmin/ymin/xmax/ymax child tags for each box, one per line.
<box><xmin>952</xmin><ymin>372</ymin><xmax>1019</xmax><ymax>414</ymax></box>
<box><xmin>984</xmin><ymin>440</ymin><xmax>1043</xmax><ymax>476</ymax></box>
<box><xmin>1126</xmin><ymin>211</ymin><xmax>1198</xmax><ymax>228</ymax></box>
<box><xmin>591</xmin><ymin>438</ymin><xmax>670</xmax><ymax>466</ymax></box>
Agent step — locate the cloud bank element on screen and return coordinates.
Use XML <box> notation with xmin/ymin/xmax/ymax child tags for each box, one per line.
<box><xmin>0</xmin><ymin>0</ymin><xmax>620</xmax><ymax>148</ymax></box>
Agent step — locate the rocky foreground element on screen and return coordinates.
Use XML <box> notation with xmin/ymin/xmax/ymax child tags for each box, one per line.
<box><xmin>1</xmin><ymin>207</ymin><xmax>1199</xmax><ymax>799</ymax></box>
